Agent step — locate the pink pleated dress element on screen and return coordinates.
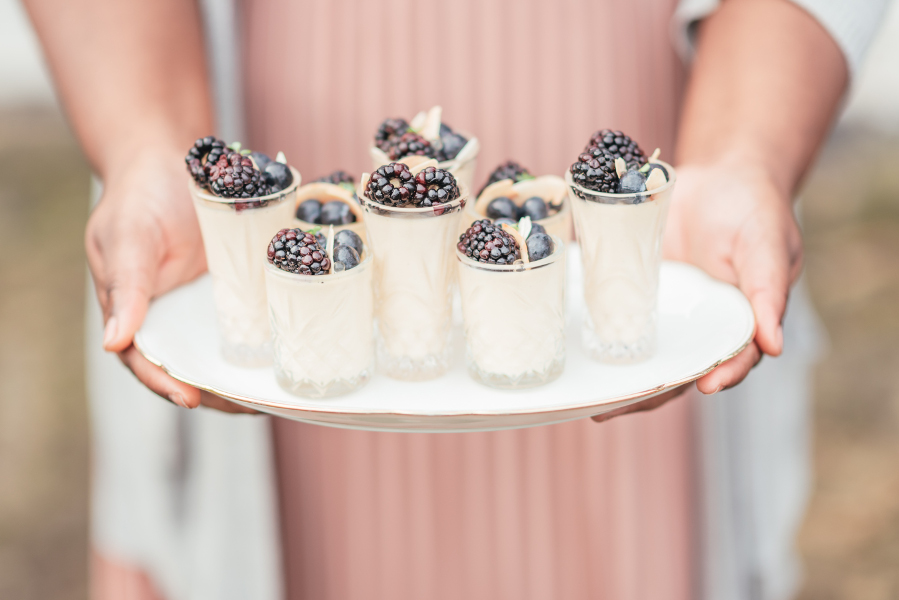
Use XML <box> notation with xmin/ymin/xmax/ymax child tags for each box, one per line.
<box><xmin>242</xmin><ymin>1</ymin><xmax>694</xmax><ymax>598</ymax></box>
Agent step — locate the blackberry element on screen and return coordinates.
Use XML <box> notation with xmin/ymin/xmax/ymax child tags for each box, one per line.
<box><xmin>386</xmin><ymin>132</ymin><xmax>437</xmax><ymax>161</ymax></box>
<box><xmin>585</xmin><ymin>129</ymin><xmax>645</xmax><ymax>170</ymax></box>
<box><xmin>570</xmin><ymin>147</ymin><xmax>618</xmax><ymax>193</ymax></box>
<box><xmin>478</xmin><ymin>161</ymin><xmax>532</xmax><ymax>196</ymax></box>
<box><xmin>185</xmin><ymin>136</ymin><xmax>228</xmax><ymax>185</ymax></box>
<box><xmin>457</xmin><ymin>219</ymin><xmax>521</xmax><ymax>265</ymax></box>
<box><xmin>315</xmin><ymin>170</ymin><xmax>355</xmax><ymax>186</ymax></box>
<box><xmin>208</xmin><ymin>150</ymin><xmax>271</xmax><ymax>198</ymax></box>
<box><xmin>364</xmin><ymin>162</ymin><xmax>417</xmax><ymax>206</ymax></box>
<box><xmin>374</xmin><ymin>118</ymin><xmax>410</xmax><ymax>152</ymax></box>
<box><xmin>267</xmin><ymin>228</ymin><xmax>331</xmax><ymax>275</ymax></box>
<box><xmin>413</xmin><ymin>166</ymin><xmax>460</xmax><ymax>207</ymax></box>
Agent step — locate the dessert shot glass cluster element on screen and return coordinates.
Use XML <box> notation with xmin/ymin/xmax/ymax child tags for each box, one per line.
<box><xmin>359</xmin><ymin>160</ymin><xmax>468</xmax><ymax>381</ymax></box>
<box><xmin>456</xmin><ymin>217</ymin><xmax>566</xmax><ymax>389</ymax></box>
<box><xmin>466</xmin><ymin>161</ymin><xmax>573</xmax><ymax>243</ymax></box>
<box><xmin>185</xmin><ymin>137</ymin><xmax>300</xmax><ymax>366</ymax></box>
<box><xmin>370</xmin><ymin>105</ymin><xmax>480</xmax><ymax>193</ymax></box>
<box><xmin>565</xmin><ymin>129</ymin><xmax>676</xmax><ymax>363</ymax></box>
<box><xmin>264</xmin><ymin>226</ymin><xmax>373</xmax><ymax>398</ymax></box>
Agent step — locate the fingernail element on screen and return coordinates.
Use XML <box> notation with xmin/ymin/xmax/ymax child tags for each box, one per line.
<box><xmin>102</xmin><ymin>317</ymin><xmax>118</xmax><ymax>349</ymax></box>
<box><xmin>169</xmin><ymin>392</ymin><xmax>188</xmax><ymax>408</ymax></box>
<box><xmin>701</xmin><ymin>385</ymin><xmax>723</xmax><ymax>396</ymax></box>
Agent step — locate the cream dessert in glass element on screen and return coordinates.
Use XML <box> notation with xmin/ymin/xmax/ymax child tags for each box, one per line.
<box><xmin>456</xmin><ymin>218</ymin><xmax>566</xmax><ymax>388</ymax></box>
<box><xmin>292</xmin><ymin>170</ymin><xmax>367</xmax><ymax>244</ymax></box>
<box><xmin>264</xmin><ymin>227</ymin><xmax>373</xmax><ymax>398</ymax></box>
<box><xmin>360</xmin><ymin>159</ymin><xmax>467</xmax><ymax>380</ymax></box>
<box><xmin>566</xmin><ymin>129</ymin><xmax>674</xmax><ymax>363</ymax></box>
<box><xmin>370</xmin><ymin>105</ymin><xmax>480</xmax><ymax>193</ymax></box>
<box><xmin>185</xmin><ymin>137</ymin><xmax>300</xmax><ymax>366</ymax></box>
<box><xmin>465</xmin><ymin>162</ymin><xmax>572</xmax><ymax>243</ymax></box>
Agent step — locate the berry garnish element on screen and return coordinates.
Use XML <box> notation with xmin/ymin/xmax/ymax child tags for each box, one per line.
<box><xmin>185</xmin><ymin>137</ymin><xmax>228</xmax><ymax>185</ymax></box>
<box><xmin>250</xmin><ymin>151</ymin><xmax>272</xmax><ymax>170</ymax></box>
<box><xmin>617</xmin><ymin>169</ymin><xmax>647</xmax><ymax>194</ymax></box>
<box><xmin>570</xmin><ymin>146</ymin><xmax>618</xmax><ymax>193</ymax></box>
<box><xmin>486</xmin><ymin>196</ymin><xmax>518</xmax><ymax>220</ymax></box>
<box><xmin>374</xmin><ymin>118</ymin><xmax>410</xmax><ymax>152</ymax></box>
<box><xmin>296</xmin><ymin>199</ymin><xmax>322</xmax><ymax>223</ymax></box>
<box><xmin>526</xmin><ymin>232</ymin><xmax>554</xmax><ymax>261</ymax></box>
<box><xmin>385</xmin><ymin>131</ymin><xmax>437</xmax><ymax>161</ymax></box>
<box><xmin>457</xmin><ymin>219</ymin><xmax>521</xmax><ymax>265</ymax></box>
<box><xmin>364</xmin><ymin>162</ymin><xmax>417</xmax><ymax>206</ymax></box>
<box><xmin>437</xmin><ymin>123</ymin><xmax>467</xmax><ymax>161</ymax></box>
<box><xmin>527</xmin><ymin>222</ymin><xmax>547</xmax><ymax>238</ymax></box>
<box><xmin>332</xmin><ymin>244</ymin><xmax>361</xmax><ymax>272</ymax></box>
<box><xmin>267</xmin><ymin>228</ymin><xmax>331</xmax><ymax>275</ymax></box>
<box><xmin>334</xmin><ymin>229</ymin><xmax>364</xmax><ymax>256</ymax></box>
<box><xmin>521</xmin><ymin>196</ymin><xmax>548</xmax><ymax>220</ymax></box>
<box><xmin>208</xmin><ymin>150</ymin><xmax>271</xmax><ymax>198</ymax></box>
<box><xmin>494</xmin><ymin>217</ymin><xmax>517</xmax><ymax>227</ymax></box>
<box><xmin>320</xmin><ymin>200</ymin><xmax>355</xmax><ymax>225</ymax></box>
<box><xmin>315</xmin><ymin>170</ymin><xmax>355</xmax><ymax>186</ymax></box>
<box><xmin>478</xmin><ymin>161</ymin><xmax>532</xmax><ymax>196</ymax></box>
<box><xmin>263</xmin><ymin>161</ymin><xmax>293</xmax><ymax>192</ymax></box>
<box><xmin>413</xmin><ymin>166</ymin><xmax>460</xmax><ymax>207</ymax></box>
<box><xmin>585</xmin><ymin>129</ymin><xmax>646</xmax><ymax>170</ymax></box>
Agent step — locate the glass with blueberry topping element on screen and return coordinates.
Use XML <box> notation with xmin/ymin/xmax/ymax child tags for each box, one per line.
<box><xmin>264</xmin><ymin>227</ymin><xmax>373</xmax><ymax>398</ymax></box>
<box><xmin>292</xmin><ymin>175</ymin><xmax>367</xmax><ymax>245</ymax></box>
<box><xmin>456</xmin><ymin>218</ymin><xmax>566</xmax><ymax>389</ymax></box>
<box><xmin>185</xmin><ymin>137</ymin><xmax>300</xmax><ymax>366</ymax></box>
<box><xmin>565</xmin><ymin>129</ymin><xmax>675</xmax><ymax>363</ymax></box>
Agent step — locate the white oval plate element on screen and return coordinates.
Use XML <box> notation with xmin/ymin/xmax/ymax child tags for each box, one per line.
<box><xmin>135</xmin><ymin>249</ymin><xmax>754</xmax><ymax>432</ymax></box>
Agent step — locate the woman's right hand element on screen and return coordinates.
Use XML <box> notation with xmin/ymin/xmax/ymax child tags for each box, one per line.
<box><xmin>86</xmin><ymin>144</ymin><xmax>256</xmax><ymax>413</ymax></box>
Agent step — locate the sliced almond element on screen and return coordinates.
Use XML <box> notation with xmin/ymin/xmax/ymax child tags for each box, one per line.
<box><xmin>409</xmin><ymin>109</ymin><xmax>428</xmax><ymax>132</ymax></box>
<box><xmin>518</xmin><ymin>216</ymin><xmax>533</xmax><ymax>241</ymax></box>
<box><xmin>501</xmin><ymin>223</ymin><xmax>529</xmax><ymax>264</ymax></box>
<box><xmin>647</xmin><ymin>148</ymin><xmax>661</xmax><ymax>163</ymax></box>
<box><xmin>615</xmin><ymin>157</ymin><xmax>627</xmax><ymax>178</ymax></box>
<box><xmin>326</xmin><ymin>225</ymin><xmax>335</xmax><ymax>259</ymax></box>
<box><xmin>645</xmin><ymin>168</ymin><xmax>667</xmax><ymax>191</ymax></box>
<box><xmin>420</xmin><ymin>105</ymin><xmax>442</xmax><ymax>141</ymax></box>
<box><xmin>276</xmin><ymin>151</ymin><xmax>287</xmax><ymax>164</ymax></box>
<box><xmin>447</xmin><ymin>135</ymin><xmax>480</xmax><ymax>165</ymax></box>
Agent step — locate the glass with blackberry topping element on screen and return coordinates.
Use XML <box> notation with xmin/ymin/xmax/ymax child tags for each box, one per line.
<box><xmin>264</xmin><ymin>226</ymin><xmax>373</xmax><ymax>397</ymax></box>
<box><xmin>456</xmin><ymin>218</ymin><xmax>566</xmax><ymax>388</ymax></box>
<box><xmin>565</xmin><ymin>129</ymin><xmax>675</xmax><ymax>363</ymax></box>
<box><xmin>293</xmin><ymin>171</ymin><xmax>367</xmax><ymax>244</ymax></box>
<box><xmin>359</xmin><ymin>159</ymin><xmax>468</xmax><ymax>380</ymax></box>
<box><xmin>370</xmin><ymin>105</ymin><xmax>480</xmax><ymax>193</ymax></box>
<box><xmin>465</xmin><ymin>161</ymin><xmax>573</xmax><ymax>243</ymax></box>
<box><xmin>185</xmin><ymin>137</ymin><xmax>300</xmax><ymax>366</ymax></box>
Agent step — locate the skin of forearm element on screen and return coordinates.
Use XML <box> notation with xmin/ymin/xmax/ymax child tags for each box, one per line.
<box><xmin>23</xmin><ymin>0</ymin><xmax>214</xmax><ymax>180</ymax></box>
<box><xmin>676</xmin><ymin>0</ymin><xmax>848</xmax><ymax>198</ymax></box>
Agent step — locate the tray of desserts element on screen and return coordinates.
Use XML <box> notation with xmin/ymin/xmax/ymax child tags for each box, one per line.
<box><xmin>136</xmin><ymin>110</ymin><xmax>755</xmax><ymax>432</ymax></box>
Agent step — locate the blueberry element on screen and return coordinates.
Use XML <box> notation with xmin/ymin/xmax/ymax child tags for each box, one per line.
<box><xmin>320</xmin><ymin>201</ymin><xmax>355</xmax><ymax>225</ymax></box>
<box><xmin>617</xmin><ymin>169</ymin><xmax>647</xmax><ymax>194</ymax></box>
<box><xmin>334</xmin><ymin>229</ymin><xmax>364</xmax><ymax>256</ymax></box>
<box><xmin>439</xmin><ymin>132</ymin><xmax>467</xmax><ymax>160</ymax></box>
<box><xmin>521</xmin><ymin>196</ymin><xmax>548</xmax><ymax>220</ymax></box>
<box><xmin>296</xmin><ymin>199</ymin><xmax>322</xmax><ymax>223</ymax></box>
<box><xmin>527</xmin><ymin>222</ymin><xmax>547</xmax><ymax>238</ymax></box>
<box><xmin>494</xmin><ymin>218</ymin><xmax>517</xmax><ymax>227</ymax></box>
<box><xmin>315</xmin><ymin>232</ymin><xmax>327</xmax><ymax>249</ymax></box>
<box><xmin>263</xmin><ymin>161</ymin><xmax>293</xmax><ymax>192</ymax></box>
<box><xmin>526</xmin><ymin>232</ymin><xmax>554</xmax><ymax>261</ymax></box>
<box><xmin>486</xmin><ymin>196</ymin><xmax>518</xmax><ymax>220</ymax></box>
<box><xmin>332</xmin><ymin>244</ymin><xmax>361</xmax><ymax>271</ymax></box>
<box><xmin>647</xmin><ymin>163</ymin><xmax>669</xmax><ymax>179</ymax></box>
<box><xmin>250</xmin><ymin>151</ymin><xmax>272</xmax><ymax>169</ymax></box>
<box><xmin>439</xmin><ymin>123</ymin><xmax>454</xmax><ymax>137</ymax></box>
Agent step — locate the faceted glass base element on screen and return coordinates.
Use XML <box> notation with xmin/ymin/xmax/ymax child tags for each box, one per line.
<box><xmin>376</xmin><ymin>335</ymin><xmax>452</xmax><ymax>382</ymax></box>
<box><xmin>275</xmin><ymin>367</ymin><xmax>372</xmax><ymax>399</ymax></box>
<box><xmin>466</xmin><ymin>352</ymin><xmax>565</xmax><ymax>390</ymax></box>
<box><xmin>581</xmin><ymin>313</ymin><xmax>656</xmax><ymax>364</ymax></box>
<box><xmin>221</xmin><ymin>341</ymin><xmax>272</xmax><ymax>368</ymax></box>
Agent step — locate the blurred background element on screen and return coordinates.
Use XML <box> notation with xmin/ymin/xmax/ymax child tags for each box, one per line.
<box><xmin>1</xmin><ymin>0</ymin><xmax>898</xmax><ymax>598</ymax></box>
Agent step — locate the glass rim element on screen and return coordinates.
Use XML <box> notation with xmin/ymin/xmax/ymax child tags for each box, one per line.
<box><xmin>189</xmin><ymin>165</ymin><xmax>301</xmax><ymax>205</ymax></box>
<box><xmin>564</xmin><ymin>160</ymin><xmax>676</xmax><ymax>199</ymax></box>
<box><xmin>456</xmin><ymin>235</ymin><xmax>565</xmax><ymax>272</ymax></box>
<box><xmin>263</xmin><ymin>250</ymin><xmax>373</xmax><ymax>283</ymax></box>
<box><xmin>360</xmin><ymin>185</ymin><xmax>469</xmax><ymax>217</ymax></box>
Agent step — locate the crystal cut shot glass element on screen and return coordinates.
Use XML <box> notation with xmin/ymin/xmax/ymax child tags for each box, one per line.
<box><xmin>264</xmin><ymin>253</ymin><xmax>374</xmax><ymax>398</ymax></box>
<box><xmin>456</xmin><ymin>237</ymin><xmax>566</xmax><ymax>389</ymax></box>
<box><xmin>360</xmin><ymin>192</ymin><xmax>467</xmax><ymax>381</ymax></box>
<box><xmin>189</xmin><ymin>167</ymin><xmax>300</xmax><ymax>366</ymax></box>
<box><xmin>565</xmin><ymin>162</ymin><xmax>675</xmax><ymax>363</ymax></box>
